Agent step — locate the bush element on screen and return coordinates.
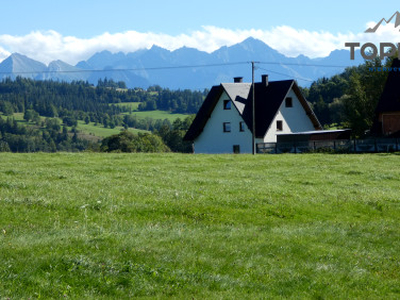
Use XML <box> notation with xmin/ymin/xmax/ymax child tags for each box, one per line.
<box><xmin>101</xmin><ymin>131</ymin><xmax>170</xmax><ymax>153</ymax></box>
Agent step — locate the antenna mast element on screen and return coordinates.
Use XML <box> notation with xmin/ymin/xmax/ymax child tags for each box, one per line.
<box><xmin>252</xmin><ymin>61</ymin><xmax>256</xmax><ymax>155</ymax></box>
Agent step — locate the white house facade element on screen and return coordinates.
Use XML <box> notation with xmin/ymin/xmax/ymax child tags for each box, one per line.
<box><xmin>184</xmin><ymin>75</ymin><xmax>321</xmax><ymax>154</ymax></box>
<box><xmin>262</xmin><ymin>89</ymin><xmax>317</xmax><ymax>143</ymax></box>
<box><xmin>194</xmin><ymin>91</ymin><xmax>253</xmax><ymax>154</ymax></box>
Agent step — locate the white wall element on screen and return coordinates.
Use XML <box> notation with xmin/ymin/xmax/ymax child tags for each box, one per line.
<box><xmin>263</xmin><ymin>89</ymin><xmax>315</xmax><ymax>143</ymax></box>
<box><xmin>194</xmin><ymin>91</ymin><xmax>253</xmax><ymax>154</ymax></box>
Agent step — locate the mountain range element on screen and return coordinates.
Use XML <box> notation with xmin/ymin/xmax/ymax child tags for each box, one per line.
<box><xmin>0</xmin><ymin>37</ymin><xmax>363</xmax><ymax>89</ymax></box>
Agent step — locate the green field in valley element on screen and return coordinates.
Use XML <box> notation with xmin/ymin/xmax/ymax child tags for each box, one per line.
<box><xmin>76</xmin><ymin>120</ymin><xmax>147</xmax><ymax>139</ymax></box>
<box><xmin>2</xmin><ymin>110</ymin><xmax>190</xmax><ymax>139</ymax></box>
<box><xmin>1</xmin><ymin>113</ymin><xmax>149</xmax><ymax>140</ymax></box>
<box><xmin>111</xmin><ymin>102</ymin><xmax>141</xmax><ymax>111</ymax></box>
<box><xmin>112</xmin><ymin>102</ymin><xmax>191</xmax><ymax>122</ymax></box>
<box><xmin>0</xmin><ymin>153</ymin><xmax>399</xmax><ymax>298</ymax></box>
<box><xmin>129</xmin><ymin>110</ymin><xmax>191</xmax><ymax>122</ymax></box>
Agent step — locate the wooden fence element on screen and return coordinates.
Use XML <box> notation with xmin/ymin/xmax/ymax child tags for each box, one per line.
<box><xmin>257</xmin><ymin>138</ymin><xmax>400</xmax><ymax>154</ymax></box>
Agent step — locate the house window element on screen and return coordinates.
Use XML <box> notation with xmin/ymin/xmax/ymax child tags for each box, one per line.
<box><xmin>223</xmin><ymin>100</ymin><xmax>232</xmax><ymax>110</ymax></box>
<box><xmin>223</xmin><ymin>122</ymin><xmax>231</xmax><ymax>132</ymax></box>
<box><xmin>285</xmin><ymin>97</ymin><xmax>293</xmax><ymax>107</ymax></box>
<box><xmin>276</xmin><ymin>120</ymin><xmax>283</xmax><ymax>131</ymax></box>
<box><xmin>233</xmin><ymin>145</ymin><xmax>240</xmax><ymax>154</ymax></box>
<box><xmin>239</xmin><ymin>121</ymin><xmax>245</xmax><ymax>132</ymax></box>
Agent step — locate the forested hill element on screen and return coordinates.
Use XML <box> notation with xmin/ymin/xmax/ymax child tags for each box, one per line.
<box><xmin>0</xmin><ymin>77</ymin><xmax>204</xmax><ymax>152</ymax></box>
<box><xmin>0</xmin><ymin>77</ymin><xmax>206</xmax><ymax>119</ymax></box>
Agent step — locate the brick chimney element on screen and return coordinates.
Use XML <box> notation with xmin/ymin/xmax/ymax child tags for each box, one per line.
<box><xmin>234</xmin><ymin>77</ymin><xmax>243</xmax><ymax>83</ymax></box>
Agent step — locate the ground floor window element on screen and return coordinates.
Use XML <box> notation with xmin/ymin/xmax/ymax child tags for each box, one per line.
<box><xmin>233</xmin><ymin>145</ymin><xmax>240</xmax><ymax>154</ymax></box>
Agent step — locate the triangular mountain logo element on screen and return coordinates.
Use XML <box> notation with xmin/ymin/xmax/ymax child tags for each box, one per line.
<box><xmin>365</xmin><ymin>11</ymin><xmax>400</xmax><ymax>33</ymax></box>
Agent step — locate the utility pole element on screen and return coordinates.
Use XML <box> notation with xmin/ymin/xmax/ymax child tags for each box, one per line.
<box><xmin>251</xmin><ymin>61</ymin><xmax>256</xmax><ymax>155</ymax></box>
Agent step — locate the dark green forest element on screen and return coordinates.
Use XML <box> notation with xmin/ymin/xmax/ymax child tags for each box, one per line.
<box><xmin>0</xmin><ymin>57</ymin><xmax>394</xmax><ymax>153</ymax></box>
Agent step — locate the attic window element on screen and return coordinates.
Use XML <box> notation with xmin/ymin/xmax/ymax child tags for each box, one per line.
<box><xmin>285</xmin><ymin>97</ymin><xmax>293</xmax><ymax>107</ymax></box>
<box><xmin>223</xmin><ymin>122</ymin><xmax>231</xmax><ymax>132</ymax></box>
<box><xmin>276</xmin><ymin>120</ymin><xmax>283</xmax><ymax>131</ymax></box>
<box><xmin>223</xmin><ymin>100</ymin><xmax>232</xmax><ymax>110</ymax></box>
<box><xmin>239</xmin><ymin>122</ymin><xmax>245</xmax><ymax>132</ymax></box>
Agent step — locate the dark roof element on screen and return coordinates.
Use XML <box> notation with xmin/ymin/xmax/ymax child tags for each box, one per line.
<box><xmin>183</xmin><ymin>85</ymin><xmax>224</xmax><ymax>141</ymax></box>
<box><xmin>184</xmin><ymin>79</ymin><xmax>321</xmax><ymax>141</ymax></box>
<box><xmin>277</xmin><ymin>129</ymin><xmax>352</xmax><ymax>142</ymax></box>
<box><xmin>376</xmin><ymin>58</ymin><xmax>400</xmax><ymax>113</ymax></box>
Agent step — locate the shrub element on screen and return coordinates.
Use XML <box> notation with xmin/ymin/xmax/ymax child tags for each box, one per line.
<box><xmin>101</xmin><ymin>130</ymin><xmax>170</xmax><ymax>153</ymax></box>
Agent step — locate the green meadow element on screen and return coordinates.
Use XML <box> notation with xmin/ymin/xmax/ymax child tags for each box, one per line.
<box><xmin>76</xmin><ymin>120</ymin><xmax>147</xmax><ymax>139</ymax></box>
<box><xmin>0</xmin><ymin>153</ymin><xmax>399</xmax><ymax>299</ymax></box>
<box><xmin>2</xmin><ymin>110</ymin><xmax>189</xmax><ymax>140</ymax></box>
<box><xmin>112</xmin><ymin>102</ymin><xmax>191</xmax><ymax>122</ymax></box>
<box><xmin>111</xmin><ymin>102</ymin><xmax>141</xmax><ymax>111</ymax></box>
<box><xmin>1</xmin><ymin>113</ymin><xmax>149</xmax><ymax>140</ymax></box>
<box><xmin>129</xmin><ymin>110</ymin><xmax>191</xmax><ymax>122</ymax></box>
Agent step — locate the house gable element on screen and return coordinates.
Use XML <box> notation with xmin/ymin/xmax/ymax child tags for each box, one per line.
<box><xmin>193</xmin><ymin>90</ymin><xmax>252</xmax><ymax>153</ymax></box>
<box><xmin>248</xmin><ymin>80</ymin><xmax>320</xmax><ymax>140</ymax></box>
<box><xmin>262</xmin><ymin>88</ymin><xmax>319</xmax><ymax>142</ymax></box>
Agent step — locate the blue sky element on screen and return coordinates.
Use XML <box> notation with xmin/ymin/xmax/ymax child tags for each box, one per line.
<box><xmin>1</xmin><ymin>0</ymin><xmax>400</xmax><ymax>64</ymax></box>
<box><xmin>1</xmin><ymin>0</ymin><xmax>396</xmax><ymax>36</ymax></box>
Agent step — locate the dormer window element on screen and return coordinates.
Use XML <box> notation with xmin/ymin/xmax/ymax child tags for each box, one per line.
<box><xmin>223</xmin><ymin>100</ymin><xmax>232</xmax><ymax>110</ymax></box>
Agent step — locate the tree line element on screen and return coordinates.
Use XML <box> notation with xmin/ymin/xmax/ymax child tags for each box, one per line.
<box><xmin>303</xmin><ymin>57</ymin><xmax>392</xmax><ymax>137</ymax></box>
<box><xmin>137</xmin><ymin>85</ymin><xmax>207</xmax><ymax>114</ymax></box>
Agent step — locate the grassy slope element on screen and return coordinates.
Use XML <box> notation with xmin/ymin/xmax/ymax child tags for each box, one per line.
<box><xmin>0</xmin><ymin>153</ymin><xmax>399</xmax><ymax>299</ymax></box>
<box><xmin>112</xmin><ymin>102</ymin><xmax>192</xmax><ymax>122</ymax></box>
<box><xmin>125</xmin><ymin>110</ymin><xmax>191</xmax><ymax>122</ymax></box>
<box><xmin>0</xmin><ymin>113</ymin><xmax>148</xmax><ymax>140</ymax></box>
<box><xmin>111</xmin><ymin>102</ymin><xmax>141</xmax><ymax>111</ymax></box>
<box><xmin>76</xmin><ymin>121</ymin><xmax>147</xmax><ymax>139</ymax></box>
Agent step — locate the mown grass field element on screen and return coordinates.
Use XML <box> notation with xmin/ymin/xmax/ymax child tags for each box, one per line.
<box><xmin>0</xmin><ymin>153</ymin><xmax>399</xmax><ymax>299</ymax></box>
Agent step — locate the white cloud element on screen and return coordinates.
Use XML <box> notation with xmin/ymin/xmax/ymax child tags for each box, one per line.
<box><xmin>0</xmin><ymin>23</ymin><xmax>399</xmax><ymax>65</ymax></box>
<box><xmin>0</xmin><ymin>46</ymin><xmax>10</xmax><ymax>62</ymax></box>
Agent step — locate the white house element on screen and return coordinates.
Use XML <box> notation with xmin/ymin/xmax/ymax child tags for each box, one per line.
<box><xmin>184</xmin><ymin>75</ymin><xmax>321</xmax><ymax>154</ymax></box>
